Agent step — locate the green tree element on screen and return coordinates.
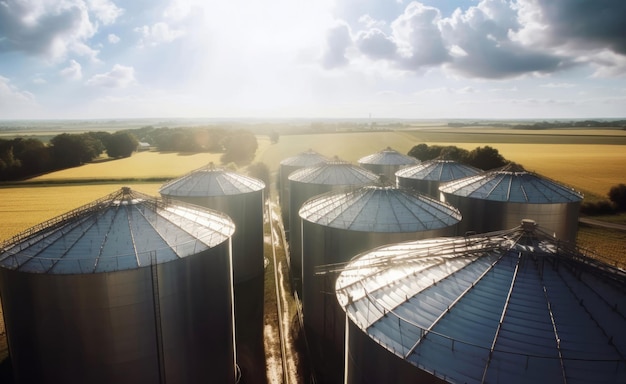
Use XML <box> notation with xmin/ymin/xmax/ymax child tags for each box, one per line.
<box><xmin>50</xmin><ymin>133</ymin><xmax>103</xmax><ymax>168</ymax></box>
<box><xmin>106</xmin><ymin>132</ymin><xmax>139</xmax><ymax>158</ymax></box>
<box><xmin>466</xmin><ymin>146</ymin><xmax>508</xmax><ymax>170</ymax></box>
<box><xmin>608</xmin><ymin>183</ymin><xmax>626</xmax><ymax>211</ymax></box>
<box><xmin>220</xmin><ymin>130</ymin><xmax>258</xmax><ymax>165</ymax></box>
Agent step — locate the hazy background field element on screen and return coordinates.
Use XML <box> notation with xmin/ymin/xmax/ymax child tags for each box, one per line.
<box><xmin>1</xmin><ymin>127</ymin><xmax>625</xmax><ymax>245</ymax></box>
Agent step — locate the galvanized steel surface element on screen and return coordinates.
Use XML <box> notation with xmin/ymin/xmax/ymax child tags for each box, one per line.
<box><xmin>438</xmin><ymin>167</ymin><xmax>583</xmax><ymax>203</ymax></box>
<box><xmin>299</xmin><ymin>186</ymin><xmax>461</xmax><ymax>232</ymax></box>
<box><xmin>337</xmin><ymin>225</ymin><xmax>626</xmax><ymax>384</ymax></box>
<box><xmin>287</xmin><ymin>161</ymin><xmax>378</xmax><ymax>294</ymax></box>
<box><xmin>0</xmin><ymin>188</ymin><xmax>235</xmax><ymax>273</ymax></box>
<box><xmin>298</xmin><ymin>186</ymin><xmax>461</xmax><ymax>383</ymax></box>
<box><xmin>279</xmin><ymin>150</ymin><xmax>327</xmax><ymax>234</ymax></box>
<box><xmin>396</xmin><ymin>160</ymin><xmax>481</xmax><ymax>198</ymax></box>
<box><xmin>0</xmin><ymin>188</ymin><xmax>238</xmax><ymax>384</ymax></box>
<box><xmin>159</xmin><ymin>163</ymin><xmax>265</xmax><ymax>196</ymax></box>
<box><xmin>439</xmin><ymin>167</ymin><xmax>583</xmax><ymax>242</ymax></box>
<box><xmin>357</xmin><ymin>147</ymin><xmax>419</xmax><ymax>181</ymax></box>
<box><xmin>160</xmin><ymin>167</ymin><xmax>265</xmax><ymax>283</ymax></box>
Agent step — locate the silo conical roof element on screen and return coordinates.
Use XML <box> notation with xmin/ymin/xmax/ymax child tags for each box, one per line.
<box><xmin>357</xmin><ymin>147</ymin><xmax>418</xmax><ymax>166</ymax></box>
<box><xmin>439</xmin><ymin>165</ymin><xmax>583</xmax><ymax>203</ymax></box>
<box><xmin>396</xmin><ymin>159</ymin><xmax>481</xmax><ymax>181</ymax></box>
<box><xmin>288</xmin><ymin>160</ymin><xmax>379</xmax><ymax>185</ymax></box>
<box><xmin>299</xmin><ymin>186</ymin><xmax>461</xmax><ymax>232</ymax></box>
<box><xmin>159</xmin><ymin>164</ymin><xmax>265</xmax><ymax>197</ymax></box>
<box><xmin>337</xmin><ymin>221</ymin><xmax>626</xmax><ymax>384</ymax></box>
<box><xmin>0</xmin><ymin>188</ymin><xmax>235</xmax><ymax>274</ymax></box>
<box><xmin>279</xmin><ymin>149</ymin><xmax>328</xmax><ymax>167</ymax></box>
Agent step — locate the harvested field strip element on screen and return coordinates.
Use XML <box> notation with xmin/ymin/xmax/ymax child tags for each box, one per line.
<box><xmin>30</xmin><ymin>151</ymin><xmax>224</xmax><ymax>181</ymax></box>
<box><xmin>0</xmin><ymin>183</ymin><xmax>163</xmax><ymax>240</ymax></box>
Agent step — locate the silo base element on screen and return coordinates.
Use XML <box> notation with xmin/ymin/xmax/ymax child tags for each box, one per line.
<box><xmin>234</xmin><ymin>273</ymin><xmax>266</xmax><ymax>384</ymax></box>
<box><xmin>304</xmin><ymin>325</ymin><xmax>343</xmax><ymax>384</ymax></box>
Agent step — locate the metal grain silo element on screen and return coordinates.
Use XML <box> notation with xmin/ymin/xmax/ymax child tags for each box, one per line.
<box><xmin>439</xmin><ymin>164</ymin><xmax>583</xmax><ymax>243</ymax></box>
<box><xmin>357</xmin><ymin>147</ymin><xmax>419</xmax><ymax>181</ymax></box>
<box><xmin>299</xmin><ymin>186</ymin><xmax>461</xmax><ymax>383</ymax></box>
<box><xmin>279</xmin><ymin>150</ymin><xmax>328</xmax><ymax>238</ymax></box>
<box><xmin>158</xmin><ymin>164</ymin><xmax>265</xmax><ymax>382</ymax></box>
<box><xmin>0</xmin><ymin>187</ymin><xmax>237</xmax><ymax>384</ymax></box>
<box><xmin>337</xmin><ymin>220</ymin><xmax>626</xmax><ymax>384</ymax></box>
<box><xmin>288</xmin><ymin>160</ymin><xmax>379</xmax><ymax>295</ymax></box>
<box><xmin>396</xmin><ymin>159</ymin><xmax>481</xmax><ymax>199</ymax></box>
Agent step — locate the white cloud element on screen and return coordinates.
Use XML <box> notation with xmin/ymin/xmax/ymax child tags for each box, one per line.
<box><xmin>321</xmin><ymin>22</ymin><xmax>353</xmax><ymax>69</ymax></box>
<box><xmin>86</xmin><ymin>64</ymin><xmax>136</xmax><ymax>88</ymax></box>
<box><xmin>0</xmin><ymin>76</ymin><xmax>38</xmax><ymax>117</ymax></box>
<box><xmin>135</xmin><ymin>22</ymin><xmax>186</xmax><ymax>47</ymax></box>
<box><xmin>358</xmin><ymin>14</ymin><xmax>386</xmax><ymax>29</ymax></box>
<box><xmin>60</xmin><ymin>59</ymin><xmax>83</xmax><ymax>80</ymax></box>
<box><xmin>32</xmin><ymin>76</ymin><xmax>48</xmax><ymax>85</ymax></box>
<box><xmin>0</xmin><ymin>0</ymin><xmax>98</xmax><ymax>61</ymax></box>
<box><xmin>540</xmin><ymin>82</ymin><xmax>575</xmax><ymax>88</ymax></box>
<box><xmin>87</xmin><ymin>0</ymin><xmax>123</xmax><ymax>25</ymax></box>
<box><xmin>108</xmin><ymin>33</ymin><xmax>120</xmax><ymax>44</ymax></box>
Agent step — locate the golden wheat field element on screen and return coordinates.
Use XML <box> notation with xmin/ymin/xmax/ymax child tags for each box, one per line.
<box><xmin>0</xmin><ymin>183</ymin><xmax>164</xmax><ymax>241</ymax></box>
<box><xmin>1</xmin><ymin>129</ymin><xmax>625</xmax><ymax>243</ymax></box>
<box><xmin>30</xmin><ymin>151</ymin><xmax>224</xmax><ymax>181</ymax></box>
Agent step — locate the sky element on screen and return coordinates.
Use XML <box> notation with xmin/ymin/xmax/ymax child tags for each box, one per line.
<box><xmin>0</xmin><ymin>0</ymin><xmax>625</xmax><ymax>120</ymax></box>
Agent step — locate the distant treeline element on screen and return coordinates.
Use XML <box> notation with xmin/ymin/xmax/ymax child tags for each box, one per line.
<box><xmin>448</xmin><ymin>120</ymin><xmax>626</xmax><ymax>129</ymax></box>
<box><xmin>0</xmin><ymin>126</ymin><xmax>258</xmax><ymax>181</ymax></box>
<box><xmin>408</xmin><ymin>144</ymin><xmax>509</xmax><ymax>170</ymax></box>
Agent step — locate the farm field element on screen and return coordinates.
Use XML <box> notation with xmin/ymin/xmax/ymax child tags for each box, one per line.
<box><xmin>257</xmin><ymin>129</ymin><xmax>626</xmax><ymax>199</ymax></box>
<box><xmin>0</xmin><ymin>127</ymin><xmax>624</xmax><ymax>253</ymax></box>
<box><xmin>31</xmin><ymin>151</ymin><xmax>224</xmax><ymax>182</ymax></box>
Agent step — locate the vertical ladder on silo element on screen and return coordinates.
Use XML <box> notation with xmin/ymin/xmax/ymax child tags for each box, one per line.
<box><xmin>151</xmin><ymin>251</ymin><xmax>166</xmax><ymax>384</ymax></box>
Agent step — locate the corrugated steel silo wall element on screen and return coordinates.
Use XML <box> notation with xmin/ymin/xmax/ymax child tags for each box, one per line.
<box><xmin>397</xmin><ymin>177</ymin><xmax>441</xmax><ymax>199</ymax></box>
<box><xmin>279</xmin><ymin>164</ymin><xmax>301</xmax><ymax>236</ymax></box>
<box><xmin>164</xmin><ymin>192</ymin><xmax>264</xmax><ymax>284</ymax></box>
<box><xmin>288</xmin><ymin>182</ymin><xmax>344</xmax><ymax>294</ymax></box>
<box><xmin>442</xmin><ymin>194</ymin><xmax>581</xmax><ymax>243</ymax></box>
<box><xmin>345</xmin><ymin>319</ymin><xmax>446</xmax><ymax>384</ymax></box>
<box><xmin>158</xmin><ymin>245</ymin><xmax>236</xmax><ymax>384</ymax></box>
<box><xmin>0</xmin><ymin>243</ymin><xmax>235</xmax><ymax>384</ymax></box>
<box><xmin>301</xmin><ymin>222</ymin><xmax>456</xmax><ymax>383</ymax></box>
<box><xmin>162</xmin><ymin>193</ymin><xmax>264</xmax><ymax>382</ymax></box>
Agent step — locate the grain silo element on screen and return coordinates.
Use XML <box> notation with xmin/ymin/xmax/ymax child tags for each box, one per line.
<box><xmin>299</xmin><ymin>185</ymin><xmax>461</xmax><ymax>383</ymax></box>
<box><xmin>439</xmin><ymin>164</ymin><xmax>583</xmax><ymax>243</ymax></box>
<box><xmin>357</xmin><ymin>147</ymin><xmax>419</xmax><ymax>181</ymax></box>
<box><xmin>337</xmin><ymin>220</ymin><xmax>626</xmax><ymax>384</ymax></box>
<box><xmin>279</xmin><ymin>150</ymin><xmax>328</xmax><ymax>238</ymax></box>
<box><xmin>158</xmin><ymin>164</ymin><xmax>265</xmax><ymax>382</ymax></box>
<box><xmin>0</xmin><ymin>187</ymin><xmax>237</xmax><ymax>384</ymax></box>
<box><xmin>288</xmin><ymin>160</ymin><xmax>379</xmax><ymax>295</ymax></box>
<box><xmin>396</xmin><ymin>159</ymin><xmax>481</xmax><ymax>198</ymax></box>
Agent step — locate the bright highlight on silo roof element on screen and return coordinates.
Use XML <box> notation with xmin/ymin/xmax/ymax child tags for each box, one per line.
<box><xmin>159</xmin><ymin>163</ymin><xmax>265</xmax><ymax>196</ymax></box>
<box><xmin>337</xmin><ymin>221</ymin><xmax>626</xmax><ymax>383</ymax></box>
<box><xmin>279</xmin><ymin>149</ymin><xmax>327</xmax><ymax>166</ymax></box>
<box><xmin>288</xmin><ymin>159</ymin><xmax>379</xmax><ymax>185</ymax></box>
<box><xmin>395</xmin><ymin>159</ymin><xmax>481</xmax><ymax>181</ymax></box>
<box><xmin>439</xmin><ymin>164</ymin><xmax>583</xmax><ymax>203</ymax></box>
<box><xmin>358</xmin><ymin>147</ymin><xmax>419</xmax><ymax>166</ymax></box>
<box><xmin>299</xmin><ymin>186</ymin><xmax>461</xmax><ymax>232</ymax></box>
<box><xmin>0</xmin><ymin>187</ymin><xmax>235</xmax><ymax>274</ymax></box>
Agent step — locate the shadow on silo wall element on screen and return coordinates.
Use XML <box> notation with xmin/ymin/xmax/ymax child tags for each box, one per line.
<box><xmin>235</xmin><ymin>273</ymin><xmax>267</xmax><ymax>384</ymax></box>
<box><xmin>0</xmin><ymin>356</ymin><xmax>13</xmax><ymax>384</ymax></box>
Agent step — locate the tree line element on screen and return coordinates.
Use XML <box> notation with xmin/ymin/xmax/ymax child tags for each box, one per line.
<box><xmin>0</xmin><ymin>127</ymin><xmax>259</xmax><ymax>181</ymax></box>
<box><xmin>408</xmin><ymin>144</ymin><xmax>509</xmax><ymax>170</ymax></box>
<box><xmin>0</xmin><ymin>131</ymin><xmax>138</xmax><ymax>181</ymax></box>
